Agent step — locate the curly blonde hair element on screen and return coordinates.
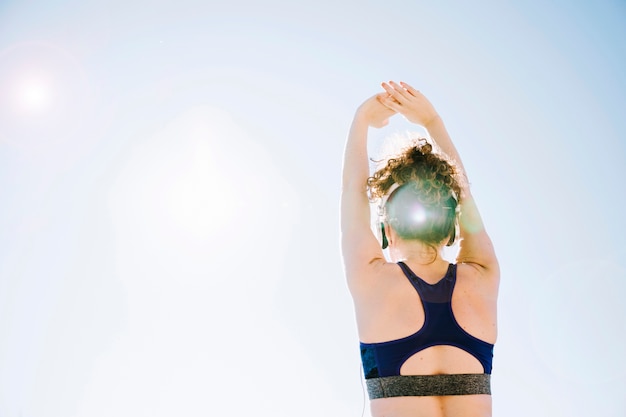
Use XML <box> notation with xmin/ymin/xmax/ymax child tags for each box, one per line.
<box><xmin>368</xmin><ymin>140</ymin><xmax>462</xmax><ymax>245</ymax></box>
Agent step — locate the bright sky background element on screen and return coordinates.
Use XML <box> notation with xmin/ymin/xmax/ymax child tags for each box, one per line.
<box><xmin>1</xmin><ymin>1</ymin><xmax>625</xmax><ymax>416</ymax></box>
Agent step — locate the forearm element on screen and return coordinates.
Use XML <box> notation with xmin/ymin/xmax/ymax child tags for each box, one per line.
<box><xmin>426</xmin><ymin>114</ymin><xmax>496</xmax><ymax>268</ymax></box>
<box><xmin>341</xmin><ymin>114</ymin><xmax>371</xmax><ymax>233</ymax></box>
<box><xmin>342</xmin><ymin>115</ymin><xmax>370</xmax><ymax>190</ymax></box>
<box><xmin>423</xmin><ymin>116</ymin><xmax>469</xmax><ymax>196</ymax></box>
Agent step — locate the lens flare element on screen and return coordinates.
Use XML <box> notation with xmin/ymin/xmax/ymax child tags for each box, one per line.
<box><xmin>15</xmin><ymin>76</ymin><xmax>52</xmax><ymax>112</ymax></box>
<box><xmin>410</xmin><ymin>203</ymin><xmax>427</xmax><ymax>224</ymax></box>
<box><xmin>0</xmin><ymin>41</ymin><xmax>93</xmax><ymax>153</ymax></box>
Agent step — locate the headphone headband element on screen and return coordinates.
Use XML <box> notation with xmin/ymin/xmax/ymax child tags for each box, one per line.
<box><xmin>377</xmin><ymin>182</ymin><xmax>402</xmax><ymax>219</ymax></box>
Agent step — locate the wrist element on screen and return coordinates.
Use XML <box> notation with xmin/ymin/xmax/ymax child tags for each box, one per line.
<box><xmin>423</xmin><ymin>114</ymin><xmax>442</xmax><ymax>129</ymax></box>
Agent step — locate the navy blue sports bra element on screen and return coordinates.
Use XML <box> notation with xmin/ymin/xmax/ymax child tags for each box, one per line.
<box><xmin>360</xmin><ymin>262</ymin><xmax>494</xmax><ymax>379</ymax></box>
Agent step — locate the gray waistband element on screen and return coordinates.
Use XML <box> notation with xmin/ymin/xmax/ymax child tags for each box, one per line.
<box><xmin>366</xmin><ymin>374</ymin><xmax>491</xmax><ymax>399</ymax></box>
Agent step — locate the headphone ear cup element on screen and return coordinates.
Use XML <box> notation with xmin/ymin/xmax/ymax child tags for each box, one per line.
<box><xmin>446</xmin><ymin>220</ymin><xmax>457</xmax><ymax>246</ymax></box>
<box><xmin>381</xmin><ymin>223</ymin><xmax>389</xmax><ymax>249</ymax></box>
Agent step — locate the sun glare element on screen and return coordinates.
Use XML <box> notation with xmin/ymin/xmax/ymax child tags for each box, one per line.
<box><xmin>15</xmin><ymin>76</ymin><xmax>52</xmax><ymax>113</ymax></box>
<box><xmin>410</xmin><ymin>204</ymin><xmax>427</xmax><ymax>224</ymax></box>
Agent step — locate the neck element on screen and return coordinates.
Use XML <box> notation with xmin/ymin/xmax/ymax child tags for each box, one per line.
<box><xmin>389</xmin><ymin>239</ymin><xmax>446</xmax><ymax>266</ymax></box>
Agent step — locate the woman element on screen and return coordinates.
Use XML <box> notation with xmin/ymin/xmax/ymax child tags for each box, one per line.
<box><xmin>341</xmin><ymin>81</ymin><xmax>499</xmax><ymax>417</ymax></box>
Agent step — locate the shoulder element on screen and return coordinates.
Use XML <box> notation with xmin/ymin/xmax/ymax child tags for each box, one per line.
<box><xmin>346</xmin><ymin>260</ymin><xmax>406</xmax><ymax>299</ymax></box>
<box><xmin>455</xmin><ymin>261</ymin><xmax>500</xmax><ymax>296</ymax></box>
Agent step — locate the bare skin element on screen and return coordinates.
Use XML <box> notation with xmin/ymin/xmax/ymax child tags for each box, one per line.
<box><xmin>341</xmin><ymin>82</ymin><xmax>499</xmax><ymax>417</ymax></box>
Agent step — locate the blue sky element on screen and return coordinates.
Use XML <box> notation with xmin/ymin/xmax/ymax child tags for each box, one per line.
<box><xmin>1</xmin><ymin>1</ymin><xmax>625</xmax><ymax>416</ymax></box>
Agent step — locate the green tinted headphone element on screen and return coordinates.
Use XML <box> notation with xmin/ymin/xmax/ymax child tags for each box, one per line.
<box><xmin>376</xmin><ymin>183</ymin><xmax>459</xmax><ymax>249</ymax></box>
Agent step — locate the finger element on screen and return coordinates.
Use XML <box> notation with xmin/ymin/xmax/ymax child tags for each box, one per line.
<box><xmin>388</xmin><ymin>81</ymin><xmax>412</xmax><ymax>101</ymax></box>
<box><xmin>376</xmin><ymin>92</ymin><xmax>401</xmax><ymax>107</ymax></box>
<box><xmin>399</xmin><ymin>81</ymin><xmax>420</xmax><ymax>97</ymax></box>
<box><xmin>378</xmin><ymin>94</ymin><xmax>402</xmax><ymax>112</ymax></box>
<box><xmin>381</xmin><ymin>82</ymin><xmax>407</xmax><ymax>103</ymax></box>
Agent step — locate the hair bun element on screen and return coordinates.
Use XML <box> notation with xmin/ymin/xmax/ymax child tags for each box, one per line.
<box><xmin>419</xmin><ymin>142</ymin><xmax>433</xmax><ymax>154</ymax></box>
<box><xmin>407</xmin><ymin>142</ymin><xmax>432</xmax><ymax>164</ymax></box>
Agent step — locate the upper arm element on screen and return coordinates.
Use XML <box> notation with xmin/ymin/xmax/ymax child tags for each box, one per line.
<box><xmin>456</xmin><ymin>192</ymin><xmax>499</xmax><ymax>277</ymax></box>
<box><xmin>340</xmin><ymin>187</ymin><xmax>386</xmax><ymax>291</ymax></box>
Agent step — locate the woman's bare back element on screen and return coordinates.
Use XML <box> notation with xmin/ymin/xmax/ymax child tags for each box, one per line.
<box><xmin>353</xmin><ymin>262</ymin><xmax>497</xmax><ymax>417</ymax></box>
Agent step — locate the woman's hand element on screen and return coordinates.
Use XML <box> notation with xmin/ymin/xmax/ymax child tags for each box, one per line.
<box><xmin>355</xmin><ymin>93</ymin><xmax>397</xmax><ymax>128</ymax></box>
<box><xmin>379</xmin><ymin>81</ymin><xmax>440</xmax><ymax>127</ymax></box>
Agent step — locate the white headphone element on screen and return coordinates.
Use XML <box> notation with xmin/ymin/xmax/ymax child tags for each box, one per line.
<box><xmin>375</xmin><ymin>183</ymin><xmax>401</xmax><ymax>249</ymax></box>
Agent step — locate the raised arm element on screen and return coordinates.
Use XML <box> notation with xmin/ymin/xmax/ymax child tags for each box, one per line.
<box><xmin>341</xmin><ymin>94</ymin><xmax>395</xmax><ymax>288</ymax></box>
<box><xmin>379</xmin><ymin>81</ymin><xmax>498</xmax><ymax>275</ymax></box>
